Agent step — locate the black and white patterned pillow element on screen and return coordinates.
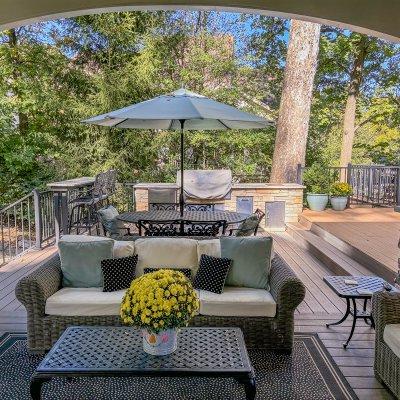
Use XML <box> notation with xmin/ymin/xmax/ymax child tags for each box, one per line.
<box><xmin>101</xmin><ymin>255</ymin><xmax>138</xmax><ymax>292</ymax></box>
<box><xmin>193</xmin><ymin>254</ymin><xmax>232</xmax><ymax>294</ymax></box>
<box><xmin>143</xmin><ymin>267</ymin><xmax>192</xmax><ymax>281</ymax></box>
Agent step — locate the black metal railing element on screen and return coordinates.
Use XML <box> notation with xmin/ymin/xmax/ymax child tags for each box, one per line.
<box><xmin>297</xmin><ymin>163</ymin><xmax>400</xmax><ymax>208</ymax></box>
<box><xmin>0</xmin><ymin>189</ymin><xmax>57</xmax><ymax>266</ymax></box>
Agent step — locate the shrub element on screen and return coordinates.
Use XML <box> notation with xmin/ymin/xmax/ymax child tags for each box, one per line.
<box><xmin>302</xmin><ymin>163</ymin><xmax>330</xmax><ymax>194</ymax></box>
<box><xmin>330</xmin><ymin>182</ymin><xmax>353</xmax><ymax>197</ymax></box>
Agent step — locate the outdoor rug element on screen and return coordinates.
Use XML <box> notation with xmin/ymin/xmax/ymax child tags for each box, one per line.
<box><xmin>0</xmin><ymin>332</ymin><xmax>357</xmax><ymax>400</ymax></box>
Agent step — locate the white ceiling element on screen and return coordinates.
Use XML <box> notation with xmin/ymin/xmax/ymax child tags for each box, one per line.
<box><xmin>1</xmin><ymin>1</ymin><xmax>399</xmax><ymax>42</ymax></box>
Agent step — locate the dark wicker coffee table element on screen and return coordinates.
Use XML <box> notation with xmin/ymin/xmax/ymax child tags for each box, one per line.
<box><xmin>324</xmin><ymin>275</ymin><xmax>397</xmax><ymax>348</ymax></box>
<box><xmin>30</xmin><ymin>326</ymin><xmax>256</xmax><ymax>400</ymax></box>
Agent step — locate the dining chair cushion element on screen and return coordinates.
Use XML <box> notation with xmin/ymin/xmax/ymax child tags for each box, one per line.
<box><xmin>220</xmin><ymin>236</ymin><xmax>273</xmax><ymax>290</ymax></box>
<box><xmin>58</xmin><ymin>235</ymin><xmax>114</xmax><ymax>288</ymax></box>
<box><xmin>235</xmin><ymin>214</ymin><xmax>260</xmax><ymax>236</ymax></box>
<box><xmin>134</xmin><ymin>238</ymin><xmax>198</xmax><ymax>276</ymax></box>
<box><xmin>98</xmin><ymin>205</ymin><xmax>126</xmax><ymax>236</ymax></box>
<box><xmin>113</xmin><ymin>240</ymin><xmax>135</xmax><ymax>258</ymax></box>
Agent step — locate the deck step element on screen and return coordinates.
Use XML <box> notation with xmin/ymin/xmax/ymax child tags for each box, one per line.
<box><xmin>298</xmin><ymin>215</ymin><xmax>395</xmax><ymax>282</ymax></box>
<box><xmin>286</xmin><ymin>223</ymin><xmax>374</xmax><ymax>278</ymax></box>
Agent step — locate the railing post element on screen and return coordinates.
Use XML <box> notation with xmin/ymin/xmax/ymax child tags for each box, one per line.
<box><xmin>296</xmin><ymin>164</ymin><xmax>303</xmax><ymax>184</ymax></box>
<box><xmin>395</xmin><ymin>168</ymin><xmax>400</xmax><ymax>212</ymax></box>
<box><xmin>33</xmin><ymin>189</ymin><xmax>42</xmax><ymax>249</ymax></box>
<box><xmin>346</xmin><ymin>163</ymin><xmax>352</xmax><ymax>208</ymax></box>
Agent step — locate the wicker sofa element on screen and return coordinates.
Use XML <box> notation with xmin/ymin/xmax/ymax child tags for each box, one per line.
<box><xmin>16</xmin><ymin>238</ymin><xmax>305</xmax><ymax>354</ymax></box>
<box><xmin>373</xmin><ymin>290</ymin><xmax>400</xmax><ymax>398</ymax></box>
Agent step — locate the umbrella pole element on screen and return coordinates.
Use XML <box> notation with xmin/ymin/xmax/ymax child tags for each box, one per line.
<box><xmin>179</xmin><ymin>120</ymin><xmax>185</xmax><ymax>217</ymax></box>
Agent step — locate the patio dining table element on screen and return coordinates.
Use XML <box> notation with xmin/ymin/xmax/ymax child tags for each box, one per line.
<box><xmin>117</xmin><ymin>210</ymin><xmax>249</xmax><ymax>225</ymax></box>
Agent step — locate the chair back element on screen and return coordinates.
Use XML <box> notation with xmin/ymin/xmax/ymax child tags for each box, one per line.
<box><xmin>148</xmin><ymin>188</ymin><xmax>178</xmax><ymax>211</ymax></box>
<box><xmin>254</xmin><ymin>208</ymin><xmax>265</xmax><ymax>235</ymax></box>
<box><xmin>104</xmin><ymin>169</ymin><xmax>117</xmax><ymax>196</ymax></box>
<box><xmin>149</xmin><ymin>203</ymin><xmax>178</xmax><ymax>211</ymax></box>
<box><xmin>138</xmin><ymin>219</ymin><xmax>182</xmax><ymax>237</ymax></box>
<box><xmin>183</xmin><ymin>220</ymin><xmax>227</xmax><ymax>237</ymax></box>
<box><xmin>184</xmin><ymin>204</ymin><xmax>215</xmax><ymax>211</ymax></box>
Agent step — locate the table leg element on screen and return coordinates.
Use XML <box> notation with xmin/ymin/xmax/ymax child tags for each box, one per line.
<box><xmin>363</xmin><ymin>298</ymin><xmax>371</xmax><ymax>325</ymax></box>
<box><xmin>343</xmin><ymin>298</ymin><xmax>358</xmax><ymax>349</ymax></box>
<box><xmin>30</xmin><ymin>376</ymin><xmax>50</xmax><ymax>400</ymax></box>
<box><xmin>326</xmin><ymin>298</ymin><xmax>350</xmax><ymax>328</ymax></box>
<box><xmin>244</xmin><ymin>376</ymin><xmax>256</xmax><ymax>400</ymax></box>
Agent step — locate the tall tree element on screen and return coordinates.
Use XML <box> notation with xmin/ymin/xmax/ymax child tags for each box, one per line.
<box><xmin>339</xmin><ymin>35</ymin><xmax>368</xmax><ymax>167</ymax></box>
<box><xmin>316</xmin><ymin>30</ymin><xmax>400</xmax><ymax>167</ymax></box>
<box><xmin>270</xmin><ymin>20</ymin><xmax>321</xmax><ymax>183</ymax></box>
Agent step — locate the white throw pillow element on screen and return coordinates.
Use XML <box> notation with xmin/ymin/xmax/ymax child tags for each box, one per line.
<box><xmin>113</xmin><ymin>240</ymin><xmax>135</xmax><ymax>258</ymax></box>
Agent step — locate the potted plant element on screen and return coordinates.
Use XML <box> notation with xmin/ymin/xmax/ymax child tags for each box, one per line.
<box><xmin>330</xmin><ymin>182</ymin><xmax>352</xmax><ymax>211</ymax></box>
<box><xmin>302</xmin><ymin>163</ymin><xmax>330</xmax><ymax>211</ymax></box>
<box><xmin>121</xmin><ymin>269</ymin><xmax>199</xmax><ymax>355</ymax></box>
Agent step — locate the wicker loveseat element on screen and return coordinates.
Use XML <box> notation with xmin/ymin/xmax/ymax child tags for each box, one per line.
<box><xmin>373</xmin><ymin>290</ymin><xmax>400</xmax><ymax>398</ymax></box>
<box><xmin>16</xmin><ymin>238</ymin><xmax>305</xmax><ymax>354</ymax></box>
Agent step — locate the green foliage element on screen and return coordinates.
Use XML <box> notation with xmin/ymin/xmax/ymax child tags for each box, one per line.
<box><xmin>330</xmin><ymin>182</ymin><xmax>353</xmax><ymax>197</ymax></box>
<box><xmin>302</xmin><ymin>163</ymin><xmax>330</xmax><ymax>194</ymax></box>
<box><xmin>0</xmin><ymin>11</ymin><xmax>399</xmax><ymax>208</ymax></box>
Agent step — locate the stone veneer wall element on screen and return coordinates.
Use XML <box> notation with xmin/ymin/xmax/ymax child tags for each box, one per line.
<box><xmin>133</xmin><ymin>184</ymin><xmax>304</xmax><ymax>231</ymax></box>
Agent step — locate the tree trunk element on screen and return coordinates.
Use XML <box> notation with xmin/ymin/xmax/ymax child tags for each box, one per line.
<box><xmin>6</xmin><ymin>28</ymin><xmax>29</xmax><ymax>134</ymax></box>
<box><xmin>270</xmin><ymin>20</ymin><xmax>321</xmax><ymax>183</ymax></box>
<box><xmin>339</xmin><ymin>36</ymin><xmax>368</xmax><ymax>168</ymax></box>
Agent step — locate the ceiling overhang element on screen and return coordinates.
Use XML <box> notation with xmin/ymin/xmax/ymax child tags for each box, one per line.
<box><xmin>0</xmin><ymin>1</ymin><xmax>399</xmax><ymax>42</ymax></box>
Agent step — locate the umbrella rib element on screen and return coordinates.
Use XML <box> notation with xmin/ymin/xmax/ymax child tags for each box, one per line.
<box><xmin>113</xmin><ymin>118</ymin><xmax>129</xmax><ymax>128</ymax></box>
<box><xmin>218</xmin><ymin>120</ymin><xmax>231</xmax><ymax>130</ymax></box>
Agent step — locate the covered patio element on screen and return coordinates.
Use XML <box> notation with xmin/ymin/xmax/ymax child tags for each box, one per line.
<box><xmin>0</xmin><ymin>1</ymin><xmax>400</xmax><ymax>400</ymax></box>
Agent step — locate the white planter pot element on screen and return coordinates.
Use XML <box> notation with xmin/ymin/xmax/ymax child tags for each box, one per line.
<box><xmin>330</xmin><ymin>196</ymin><xmax>348</xmax><ymax>211</ymax></box>
<box><xmin>306</xmin><ymin>193</ymin><xmax>329</xmax><ymax>211</ymax></box>
<box><xmin>142</xmin><ymin>328</ymin><xmax>178</xmax><ymax>356</ymax></box>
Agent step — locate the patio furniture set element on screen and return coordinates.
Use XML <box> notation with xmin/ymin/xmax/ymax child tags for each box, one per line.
<box><xmin>16</xmin><ymin>231</ymin><xmax>305</xmax><ymax>399</ymax></box>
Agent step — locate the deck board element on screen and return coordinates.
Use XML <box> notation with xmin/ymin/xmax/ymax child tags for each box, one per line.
<box><xmin>301</xmin><ymin>207</ymin><xmax>400</xmax><ymax>273</ymax></box>
<box><xmin>0</xmin><ymin>232</ymin><xmax>396</xmax><ymax>399</ymax></box>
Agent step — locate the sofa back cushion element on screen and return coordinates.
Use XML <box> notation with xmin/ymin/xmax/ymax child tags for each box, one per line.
<box><xmin>220</xmin><ymin>236</ymin><xmax>273</xmax><ymax>290</ymax></box>
<box><xmin>134</xmin><ymin>238</ymin><xmax>198</xmax><ymax>276</ymax></box>
<box><xmin>196</xmin><ymin>239</ymin><xmax>221</xmax><ymax>274</ymax></box>
<box><xmin>113</xmin><ymin>240</ymin><xmax>135</xmax><ymax>258</ymax></box>
<box><xmin>59</xmin><ymin>235</ymin><xmax>114</xmax><ymax>288</ymax></box>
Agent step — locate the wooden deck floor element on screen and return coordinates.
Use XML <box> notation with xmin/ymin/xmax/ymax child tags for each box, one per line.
<box><xmin>301</xmin><ymin>207</ymin><xmax>400</xmax><ymax>275</ymax></box>
<box><xmin>0</xmin><ymin>234</ymin><xmax>395</xmax><ymax>399</ymax></box>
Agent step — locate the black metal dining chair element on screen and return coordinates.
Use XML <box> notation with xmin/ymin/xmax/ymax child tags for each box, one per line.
<box><xmin>228</xmin><ymin>208</ymin><xmax>265</xmax><ymax>236</ymax></box>
<box><xmin>184</xmin><ymin>204</ymin><xmax>215</xmax><ymax>212</ymax></box>
<box><xmin>138</xmin><ymin>219</ymin><xmax>183</xmax><ymax>237</ymax></box>
<box><xmin>183</xmin><ymin>220</ymin><xmax>227</xmax><ymax>237</ymax></box>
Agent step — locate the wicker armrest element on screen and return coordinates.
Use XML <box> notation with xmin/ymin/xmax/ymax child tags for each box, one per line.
<box><xmin>372</xmin><ymin>290</ymin><xmax>400</xmax><ymax>341</ymax></box>
<box><xmin>269</xmin><ymin>253</ymin><xmax>306</xmax><ymax>313</ymax></box>
<box><xmin>15</xmin><ymin>253</ymin><xmax>62</xmax><ymax>316</ymax></box>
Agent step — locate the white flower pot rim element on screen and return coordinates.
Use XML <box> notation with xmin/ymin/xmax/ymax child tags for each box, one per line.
<box><xmin>307</xmin><ymin>193</ymin><xmax>328</xmax><ymax>196</ymax></box>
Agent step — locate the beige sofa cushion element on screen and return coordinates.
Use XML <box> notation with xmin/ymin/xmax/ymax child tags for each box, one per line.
<box><xmin>197</xmin><ymin>239</ymin><xmax>221</xmax><ymax>260</ymax></box>
<box><xmin>45</xmin><ymin>287</ymin><xmax>125</xmax><ymax>316</ymax></box>
<box><xmin>113</xmin><ymin>240</ymin><xmax>135</xmax><ymax>258</ymax></box>
<box><xmin>384</xmin><ymin>324</ymin><xmax>400</xmax><ymax>359</ymax></box>
<box><xmin>134</xmin><ymin>238</ymin><xmax>198</xmax><ymax>276</ymax></box>
<box><xmin>199</xmin><ymin>286</ymin><xmax>276</xmax><ymax>317</ymax></box>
